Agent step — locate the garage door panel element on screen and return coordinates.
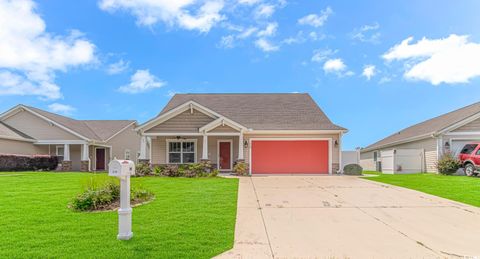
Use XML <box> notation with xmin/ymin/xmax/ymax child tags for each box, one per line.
<box><xmin>251</xmin><ymin>140</ymin><xmax>329</xmax><ymax>174</ymax></box>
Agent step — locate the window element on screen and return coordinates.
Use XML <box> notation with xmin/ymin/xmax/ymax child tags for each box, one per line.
<box><xmin>476</xmin><ymin>149</ymin><xmax>480</xmax><ymax>156</ymax></box>
<box><xmin>56</xmin><ymin>146</ymin><xmax>64</xmax><ymax>162</ymax></box>
<box><xmin>373</xmin><ymin>151</ymin><xmax>378</xmax><ymax>162</ymax></box>
<box><xmin>461</xmin><ymin>144</ymin><xmax>478</xmax><ymax>155</ymax></box>
<box><xmin>124</xmin><ymin>149</ymin><xmax>131</xmax><ymax>160</ymax></box>
<box><xmin>167</xmin><ymin>140</ymin><xmax>196</xmax><ymax>164</ymax></box>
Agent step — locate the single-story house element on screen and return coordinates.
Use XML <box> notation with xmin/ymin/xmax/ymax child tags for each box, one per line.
<box><xmin>0</xmin><ymin>105</ymin><xmax>141</xmax><ymax>171</ymax></box>
<box><xmin>135</xmin><ymin>93</ymin><xmax>347</xmax><ymax>174</ymax></box>
<box><xmin>360</xmin><ymin>101</ymin><xmax>480</xmax><ymax>174</ymax></box>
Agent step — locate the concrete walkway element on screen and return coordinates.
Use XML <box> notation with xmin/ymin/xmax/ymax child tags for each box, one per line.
<box><xmin>216</xmin><ymin>176</ymin><xmax>480</xmax><ymax>258</ymax></box>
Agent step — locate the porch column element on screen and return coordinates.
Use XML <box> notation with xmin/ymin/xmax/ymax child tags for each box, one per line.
<box><xmin>238</xmin><ymin>131</ymin><xmax>244</xmax><ymax>160</ymax></box>
<box><xmin>202</xmin><ymin>134</ymin><xmax>209</xmax><ymax>160</ymax></box>
<box><xmin>81</xmin><ymin>144</ymin><xmax>90</xmax><ymax>172</ymax></box>
<box><xmin>62</xmin><ymin>144</ymin><xmax>72</xmax><ymax>171</ymax></box>
<box><xmin>139</xmin><ymin>136</ymin><xmax>150</xmax><ymax>164</ymax></box>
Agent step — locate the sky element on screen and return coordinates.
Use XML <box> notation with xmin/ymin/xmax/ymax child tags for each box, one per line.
<box><xmin>1</xmin><ymin>0</ymin><xmax>480</xmax><ymax>150</ymax></box>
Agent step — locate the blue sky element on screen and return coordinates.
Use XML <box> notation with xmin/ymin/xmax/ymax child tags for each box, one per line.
<box><xmin>1</xmin><ymin>0</ymin><xmax>480</xmax><ymax>150</ymax></box>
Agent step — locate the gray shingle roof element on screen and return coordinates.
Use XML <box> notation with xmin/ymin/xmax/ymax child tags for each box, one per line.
<box><xmin>364</xmin><ymin>101</ymin><xmax>480</xmax><ymax>151</ymax></box>
<box><xmin>24</xmin><ymin>106</ymin><xmax>135</xmax><ymax>142</ymax></box>
<box><xmin>159</xmin><ymin>93</ymin><xmax>346</xmax><ymax>131</ymax></box>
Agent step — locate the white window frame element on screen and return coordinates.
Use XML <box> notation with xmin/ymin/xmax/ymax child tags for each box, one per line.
<box><xmin>56</xmin><ymin>146</ymin><xmax>64</xmax><ymax>162</ymax></box>
<box><xmin>124</xmin><ymin>149</ymin><xmax>131</xmax><ymax>160</ymax></box>
<box><xmin>166</xmin><ymin>139</ymin><xmax>197</xmax><ymax>164</ymax></box>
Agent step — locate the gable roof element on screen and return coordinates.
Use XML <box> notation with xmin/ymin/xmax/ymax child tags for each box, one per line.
<box><xmin>1</xmin><ymin>105</ymin><xmax>136</xmax><ymax>142</ymax></box>
<box><xmin>363</xmin><ymin>101</ymin><xmax>480</xmax><ymax>151</ymax></box>
<box><xmin>156</xmin><ymin>93</ymin><xmax>346</xmax><ymax>131</ymax></box>
<box><xmin>0</xmin><ymin>121</ymin><xmax>35</xmax><ymax>142</ymax></box>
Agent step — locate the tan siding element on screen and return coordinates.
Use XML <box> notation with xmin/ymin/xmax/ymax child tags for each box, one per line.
<box><xmin>243</xmin><ymin>133</ymin><xmax>340</xmax><ymax>165</ymax></box>
<box><xmin>208</xmin><ymin>125</ymin><xmax>239</xmax><ymax>133</ymax></box>
<box><xmin>106</xmin><ymin>124</ymin><xmax>141</xmax><ymax>162</ymax></box>
<box><xmin>452</xmin><ymin>118</ymin><xmax>480</xmax><ymax>132</ymax></box>
<box><xmin>3</xmin><ymin>110</ymin><xmax>81</xmax><ymax>140</ymax></box>
<box><xmin>361</xmin><ymin>137</ymin><xmax>438</xmax><ymax>173</ymax></box>
<box><xmin>0</xmin><ymin>139</ymin><xmax>43</xmax><ymax>155</ymax></box>
<box><xmin>207</xmin><ymin>136</ymin><xmax>239</xmax><ymax>165</ymax></box>
<box><xmin>145</xmin><ymin>109</ymin><xmax>215</xmax><ymax>133</ymax></box>
<box><xmin>360</xmin><ymin>151</ymin><xmax>376</xmax><ymax>171</ymax></box>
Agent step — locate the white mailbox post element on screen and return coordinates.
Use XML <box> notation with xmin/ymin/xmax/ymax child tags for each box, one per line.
<box><xmin>108</xmin><ymin>159</ymin><xmax>135</xmax><ymax>240</ymax></box>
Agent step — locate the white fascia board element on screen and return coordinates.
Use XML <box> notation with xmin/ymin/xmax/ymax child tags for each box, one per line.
<box><xmin>0</xmin><ymin>135</ymin><xmax>36</xmax><ymax>142</ymax></box>
<box><xmin>35</xmin><ymin>140</ymin><xmax>88</xmax><ymax>145</ymax></box>
<box><xmin>246</xmin><ymin>129</ymin><xmax>345</xmax><ymax>135</ymax></box>
<box><xmin>360</xmin><ymin>133</ymin><xmax>434</xmax><ymax>153</ymax></box>
<box><xmin>0</xmin><ymin>104</ymin><xmax>24</xmax><ymax>121</ymax></box>
<box><xmin>438</xmin><ymin>112</ymin><xmax>480</xmax><ymax>135</ymax></box>
<box><xmin>142</xmin><ymin>132</ymin><xmax>203</xmax><ymax>136</ymax></box>
<box><xmin>200</xmin><ymin>117</ymin><xmax>246</xmax><ymax>133</ymax></box>
<box><xmin>104</xmin><ymin>121</ymin><xmax>137</xmax><ymax>142</ymax></box>
<box><xmin>135</xmin><ymin>101</ymin><xmax>220</xmax><ymax>132</ymax></box>
<box><xmin>443</xmin><ymin>131</ymin><xmax>480</xmax><ymax>136</ymax></box>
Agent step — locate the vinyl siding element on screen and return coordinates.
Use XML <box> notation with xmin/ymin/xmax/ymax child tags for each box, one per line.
<box><xmin>3</xmin><ymin>110</ymin><xmax>81</xmax><ymax>140</ymax></box>
<box><xmin>451</xmin><ymin>118</ymin><xmax>480</xmax><ymax>132</ymax></box>
<box><xmin>359</xmin><ymin>151</ymin><xmax>376</xmax><ymax>171</ymax></box>
<box><xmin>145</xmin><ymin>109</ymin><xmax>215</xmax><ymax>133</ymax></box>
<box><xmin>106</xmin><ymin>124</ymin><xmax>141</xmax><ymax>162</ymax></box>
<box><xmin>208</xmin><ymin>125</ymin><xmax>239</xmax><ymax>133</ymax></box>
<box><xmin>0</xmin><ymin>139</ymin><xmax>41</xmax><ymax>155</ymax></box>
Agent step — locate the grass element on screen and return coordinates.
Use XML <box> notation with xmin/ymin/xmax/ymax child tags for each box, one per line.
<box><xmin>364</xmin><ymin>172</ymin><xmax>480</xmax><ymax>207</ymax></box>
<box><xmin>0</xmin><ymin>172</ymin><xmax>239</xmax><ymax>258</ymax></box>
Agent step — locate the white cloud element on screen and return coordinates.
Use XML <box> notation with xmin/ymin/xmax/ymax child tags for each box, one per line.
<box><xmin>298</xmin><ymin>7</ymin><xmax>332</xmax><ymax>28</ymax></box>
<box><xmin>362</xmin><ymin>65</ymin><xmax>376</xmax><ymax>80</ymax></box>
<box><xmin>0</xmin><ymin>0</ymin><xmax>96</xmax><ymax>100</ymax></box>
<box><xmin>257</xmin><ymin>22</ymin><xmax>277</xmax><ymax>37</ymax></box>
<box><xmin>218</xmin><ymin>34</ymin><xmax>235</xmax><ymax>48</ymax></box>
<box><xmin>48</xmin><ymin>103</ymin><xmax>76</xmax><ymax>115</ymax></box>
<box><xmin>237</xmin><ymin>27</ymin><xmax>258</xmax><ymax>39</ymax></box>
<box><xmin>383</xmin><ymin>34</ymin><xmax>480</xmax><ymax>85</ymax></box>
<box><xmin>255</xmin><ymin>38</ymin><xmax>279</xmax><ymax>52</ymax></box>
<box><xmin>254</xmin><ymin>4</ymin><xmax>275</xmax><ymax>19</ymax></box>
<box><xmin>311</xmin><ymin>48</ymin><xmax>337</xmax><ymax>63</ymax></box>
<box><xmin>118</xmin><ymin>69</ymin><xmax>166</xmax><ymax>94</ymax></box>
<box><xmin>106</xmin><ymin>59</ymin><xmax>129</xmax><ymax>74</ymax></box>
<box><xmin>237</xmin><ymin>0</ymin><xmax>261</xmax><ymax>5</ymax></box>
<box><xmin>350</xmin><ymin>23</ymin><xmax>380</xmax><ymax>44</ymax></box>
<box><xmin>99</xmin><ymin>0</ymin><xmax>225</xmax><ymax>33</ymax></box>
<box><xmin>323</xmin><ymin>58</ymin><xmax>353</xmax><ymax>77</ymax></box>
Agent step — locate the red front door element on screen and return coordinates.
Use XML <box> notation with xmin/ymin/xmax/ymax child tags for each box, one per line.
<box><xmin>251</xmin><ymin>140</ymin><xmax>329</xmax><ymax>174</ymax></box>
<box><xmin>96</xmin><ymin>148</ymin><xmax>106</xmax><ymax>170</ymax></box>
<box><xmin>219</xmin><ymin>141</ymin><xmax>231</xmax><ymax>170</ymax></box>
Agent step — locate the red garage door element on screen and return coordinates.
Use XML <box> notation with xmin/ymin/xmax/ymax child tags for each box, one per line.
<box><xmin>251</xmin><ymin>140</ymin><xmax>330</xmax><ymax>174</ymax></box>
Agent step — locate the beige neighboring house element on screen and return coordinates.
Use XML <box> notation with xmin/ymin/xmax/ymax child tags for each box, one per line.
<box><xmin>360</xmin><ymin>102</ymin><xmax>480</xmax><ymax>174</ymax></box>
<box><xmin>0</xmin><ymin>105</ymin><xmax>141</xmax><ymax>171</ymax></box>
<box><xmin>136</xmin><ymin>93</ymin><xmax>347</xmax><ymax>174</ymax></box>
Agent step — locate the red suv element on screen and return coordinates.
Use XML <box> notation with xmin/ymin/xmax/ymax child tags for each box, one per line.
<box><xmin>459</xmin><ymin>143</ymin><xmax>480</xmax><ymax>176</ymax></box>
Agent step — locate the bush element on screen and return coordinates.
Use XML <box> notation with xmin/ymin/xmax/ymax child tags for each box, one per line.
<box><xmin>155</xmin><ymin>161</ymin><xmax>215</xmax><ymax>178</ymax></box>
<box><xmin>436</xmin><ymin>153</ymin><xmax>462</xmax><ymax>175</ymax></box>
<box><xmin>0</xmin><ymin>154</ymin><xmax>58</xmax><ymax>171</ymax></box>
<box><xmin>135</xmin><ymin>162</ymin><xmax>153</xmax><ymax>176</ymax></box>
<box><xmin>343</xmin><ymin>164</ymin><xmax>363</xmax><ymax>175</ymax></box>
<box><xmin>233</xmin><ymin>161</ymin><xmax>249</xmax><ymax>176</ymax></box>
<box><xmin>70</xmin><ymin>175</ymin><xmax>154</xmax><ymax>211</ymax></box>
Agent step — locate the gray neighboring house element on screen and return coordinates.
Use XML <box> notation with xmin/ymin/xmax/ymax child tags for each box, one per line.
<box><xmin>0</xmin><ymin>105</ymin><xmax>141</xmax><ymax>171</ymax></box>
<box><xmin>136</xmin><ymin>93</ymin><xmax>347</xmax><ymax>174</ymax></box>
<box><xmin>360</xmin><ymin>102</ymin><xmax>480</xmax><ymax>173</ymax></box>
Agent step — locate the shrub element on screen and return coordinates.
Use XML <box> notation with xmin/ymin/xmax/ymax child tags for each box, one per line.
<box><xmin>209</xmin><ymin>169</ymin><xmax>219</xmax><ymax>177</ymax></box>
<box><xmin>70</xmin><ymin>175</ymin><xmax>154</xmax><ymax>211</ymax></box>
<box><xmin>156</xmin><ymin>161</ymin><xmax>215</xmax><ymax>178</ymax></box>
<box><xmin>153</xmin><ymin>165</ymin><xmax>164</xmax><ymax>176</ymax></box>
<box><xmin>233</xmin><ymin>161</ymin><xmax>249</xmax><ymax>176</ymax></box>
<box><xmin>436</xmin><ymin>153</ymin><xmax>462</xmax><ymax>175</ymax></box>
<box><xmin>0</xmin><ymin>154</ymin><xmax>58</xmax><ymax>171</ymax></box>
<box><xmin>343</xmin><ymin>164</ymin><xmax>363</xmax><ymax>175</ymax></box>
<box><xmin>135</xmin><ymin>162</ymin><xmax>153</xmax><ymax>176</ymax></box>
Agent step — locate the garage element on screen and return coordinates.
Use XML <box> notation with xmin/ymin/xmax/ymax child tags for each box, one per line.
<box><xmin>450</xmin><ymin>139</ymin><xmax>480</xmax><ymax>156</ymax></box>
<box><xmin>250</xmin><ymin>139</ymin><xmax>331</xmax><ymax>174</ymax></box>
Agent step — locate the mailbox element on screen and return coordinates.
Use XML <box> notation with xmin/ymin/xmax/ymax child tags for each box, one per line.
<box><xmin>108</xmin><ymin>159</ymin><xmax>135</xmax><ymax>177</ymax></box>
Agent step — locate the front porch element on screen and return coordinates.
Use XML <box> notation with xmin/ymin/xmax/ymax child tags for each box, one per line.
<box><xmin>34</xmin><ymin>140</ymin><xmax>112</xmax><ymax>171</ymax></box>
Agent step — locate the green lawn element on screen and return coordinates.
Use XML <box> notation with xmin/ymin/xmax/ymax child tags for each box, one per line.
<box><xmin>0</xmin><ymin>172</ymin><xmax>238</xmax><ymax>258</ymax></box>
<box><xmin>364</xmin><ymin>172</ymin><xmax>480</xmax><ymax>207</ymax></box>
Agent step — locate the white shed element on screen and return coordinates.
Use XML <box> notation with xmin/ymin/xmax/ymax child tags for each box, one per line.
<box><xmin>380</xmin><ymin>149</ymin><xmax>424</xmax><ymax>174</ymax></box>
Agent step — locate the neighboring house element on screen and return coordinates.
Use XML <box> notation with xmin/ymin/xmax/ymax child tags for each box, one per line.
<box><xmin>136</xmin><ymin>93</ymin><xmax>347</xmax><ymax>174</ymax></box>
<box><xmin>360</xmin><ymin>102</ymin><xmax>480</xmax><ymax>174</ymax></box>
<box><xmin>0</xmin><ymin>105</ymin><xmax>141</xmax><ymax>171</ymax></box>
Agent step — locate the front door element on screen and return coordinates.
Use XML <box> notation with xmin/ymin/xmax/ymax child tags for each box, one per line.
<box><xmin>96</xmin><ymin>148</ymin><xmax>106</xmax><ymax>170</ymax></box>
<box><xmin>218</xmin><ymin>141</ymin><xmax>232</xmax><ymax>171</ymax></box>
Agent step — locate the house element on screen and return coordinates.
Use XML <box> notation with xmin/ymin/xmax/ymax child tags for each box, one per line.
<box><xmin>135</xmin><ymin>93</ymin><xmax>347</xmax><ymax>174</ymax></box>
<box><xmin>0</xmin><ymin>105</ymin><xmax>141</xmax><ymax>171</ymax></box>
<box><xmin>360</xmin><ymin>101</ymin><xmax>480</xmax><ymax>173</ymax></box>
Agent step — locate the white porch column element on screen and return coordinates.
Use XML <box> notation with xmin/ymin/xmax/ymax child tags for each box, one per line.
<box><xmin>238</xmin><ymin>131</ymin><xmax>244</xmax><ymax>160</ymax></box>
<box><xmin>81</xmin><ymin>144</ymin><xmax>89</xmax><ymax>160</ymax></box>
<box><xmin>140</xmin><ymin>136</ymin><xmax>147</xmax><ymax>159</ymax></box>
<box><xmin>64</xmin><ymin>144</ymin><xmax>70</xmax><ymax>161</ymax></box>
<box><xmin>202</xmin><ymin>134</ymin><xmax>209</xmax><ymax>160</ymax></box>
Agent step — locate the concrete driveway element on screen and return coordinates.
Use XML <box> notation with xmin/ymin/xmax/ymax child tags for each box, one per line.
<box><xmin>216</xmin><ymin>176</ymin><xmax>480</xmax><ymax>258</ymax></box>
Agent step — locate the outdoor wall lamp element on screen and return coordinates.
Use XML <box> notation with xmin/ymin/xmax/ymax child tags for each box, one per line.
<box><xmin>244</xmin><ymin>140</ymin><xmax>248</xmax><ymax>148</ymax></box>
<box><xmin>334</xmin><ymin>140</ymin><xmax>338</xmax><ymax>147</ymax></box>
<box><xmin>444</xmin><ymin>141</ymin><xmax>450</xmax><ymax>150</ymax></box>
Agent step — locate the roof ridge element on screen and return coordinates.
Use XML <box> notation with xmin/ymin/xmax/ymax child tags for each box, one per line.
<box><xmin>81</xmin><ymin>121</ymin><xmax>104</xmax><ymax>141</ymax></box>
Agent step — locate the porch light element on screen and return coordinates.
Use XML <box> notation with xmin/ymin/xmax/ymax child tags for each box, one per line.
<box><xmin>334</xmin><ymin>140</ymin><xmax>338</xmax><ymax>147</ymax></box>
<box><xmin>244</xmin><ymin>140</ymin><xmax>248</xmax><ymax>148</ymax></box>
<box><xmin>444</xmin><ymin>141</ymin><xmax>450</xmax><ymax>150</ymax></box>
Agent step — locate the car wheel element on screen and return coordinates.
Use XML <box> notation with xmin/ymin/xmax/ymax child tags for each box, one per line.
<box><xmin>465</xmin><ymin>164</ymin><xmax>477</xmax><ymax>176</ymax></box>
